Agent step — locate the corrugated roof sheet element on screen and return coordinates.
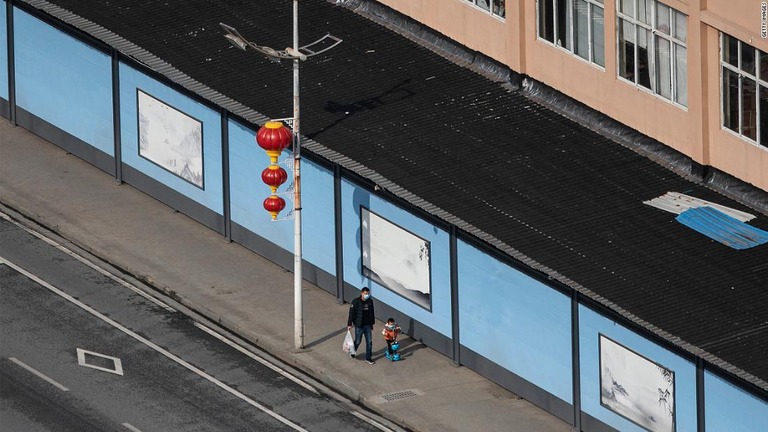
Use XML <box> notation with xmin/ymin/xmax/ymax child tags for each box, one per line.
<box><xmin>19</xmin><ymin>0</ymin><xmax>768</xmax><ymax>392</ymax></box>
<box><xmin>676</xmin><ymin>207</ymin><xmax>768</xmax><ymax>249</ymax></box>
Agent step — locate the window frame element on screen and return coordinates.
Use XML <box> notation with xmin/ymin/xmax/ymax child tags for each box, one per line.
<box><xmin>720</xmin><ymin>33</ymin><xmax>768</xmax><ymax>149</ymax></box>
<box><xmin>537</xmin><ymin>0</ymin><xmax>606</xmax><ymax>68</ymax></box>
<box><xmin>616</xmin><ymin>0</ymin><xmax>688</xmax><ymax>108</ymax></box>
<box><xmin>463</xmin><ymin>0</ymin><xmax>506</xmax><ymax>20</ymax></box>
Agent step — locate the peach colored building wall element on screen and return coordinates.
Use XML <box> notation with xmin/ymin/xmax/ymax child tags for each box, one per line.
<box><xmin>374</xmin><ymin>0</ymin><xmax>520</xmax><ymax>69</ymax></box>
<box><xmin>703</xmin><ymin>0</ymin><xmax>768</xmax><ymax>50</ymax></box>
<box><xmin>701</xmin><ymin>3</ymin><xmax>768</xmax><ymax>191</ymax></box>
<box><xmin>524</xmin><ymin>0</ymin><xmax>705</xmax><ymax>163</ymax></box>
<box><xmin>376</xmin><ymin>0</ymin><xmax>767</xmax><ymax>192</ymax></box>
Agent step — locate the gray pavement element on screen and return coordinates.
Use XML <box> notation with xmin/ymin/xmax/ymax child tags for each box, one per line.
<box><xmin>0</xmin><ymin>118</ymin><xmax>573</xmax><ymax>432</ymax></box>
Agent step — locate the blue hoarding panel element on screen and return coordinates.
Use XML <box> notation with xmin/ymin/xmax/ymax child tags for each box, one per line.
<box><xmin>705</xmin><ymin>371</ymin><xmax>768</xmax><ymax>432</ymax></box>
<box><xmin>579</xmin><ymin>305</ymin><xmax>697</xmax><ymax>431</ymax></box>
<box><xmin>340</xmin><ymin>178</ymin><xmax>451</xmax><ymax>337</ymax></box>
<box><xmin>118</xmin><ymin>62</ymin><xmax>222</xmax><ymax>213</ymax></box>
<box><xmin>228</xmin><ymin>119</ymin><xmax>335</xmax><ymax>275</ymax></box>
<box><xmin>14</xmin><ymin>8</ymin><xmax>112</xmax><ymax>154</ymax></box>
<box><xmin>458</xmin><ymin>239</ymin><xmax>572</xmax><ymax>403</ymax></box>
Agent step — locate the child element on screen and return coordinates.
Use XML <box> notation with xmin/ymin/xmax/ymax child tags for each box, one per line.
<box><xmin>382</xmin><ymin>318</ymin><xmax>401</xmax><ymax>361</ymax></box>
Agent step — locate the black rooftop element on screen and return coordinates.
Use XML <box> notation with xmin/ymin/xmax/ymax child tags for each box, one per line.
<box><xmin>24</xmin><ymin>0</ymin><xmax>768</xmax><ymax>391</ymax></box>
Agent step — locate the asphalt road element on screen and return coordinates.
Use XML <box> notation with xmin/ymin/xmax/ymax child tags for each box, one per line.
<box><xmin>0</xmin><ymin>215</ymin><xmax>390</xmax><ymax>432</ymax></box>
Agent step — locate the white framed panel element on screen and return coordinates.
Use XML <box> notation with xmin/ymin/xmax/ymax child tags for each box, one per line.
<box><xmin>600</xmin><ymin>334</ymin><xmax>676</xmax><ymax>431</ymax></box>
<box><xmin>361</xmin><ymin>207</ymin><xmax>432</xmax><ymax>311</ymax></box>
<box><xmin>137</xmin><ymin>89</ymin><xmax>204</xmax><ymax>189</ymax></box>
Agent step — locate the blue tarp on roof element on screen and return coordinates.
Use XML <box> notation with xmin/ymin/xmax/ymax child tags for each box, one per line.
<box><xmin>677</xmin><ymin>206</ymin><xmax>768</xmax><ymax>250</ymax></box>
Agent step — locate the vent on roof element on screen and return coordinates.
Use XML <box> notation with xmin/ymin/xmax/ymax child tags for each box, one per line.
<box><xmin>676</xmin><ymin>206</ymin><xmax>768</xmax><ymax>250</ymax></box>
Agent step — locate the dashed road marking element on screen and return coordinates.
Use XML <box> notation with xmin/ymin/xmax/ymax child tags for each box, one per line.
<box><xmin>9</xmin><ymin>357</ymin><xmax>69</xmax><ymax>392</ymax></box>
<box><xmin>1</xmin><ymin>256</ymin><xmax>308</xmax><ymax>432</ymax></box>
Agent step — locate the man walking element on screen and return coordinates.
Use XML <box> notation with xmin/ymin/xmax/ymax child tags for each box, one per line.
<box><xmin>347</xmin><ymin>287</ymin><xmax>376</xmax><ymax>364</ymax></box>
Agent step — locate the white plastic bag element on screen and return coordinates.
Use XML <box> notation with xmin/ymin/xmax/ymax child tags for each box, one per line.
<box><xmin>343</xmin><ymin>329</ymin><xmax>356</xmax><ymax>356</ymax></box>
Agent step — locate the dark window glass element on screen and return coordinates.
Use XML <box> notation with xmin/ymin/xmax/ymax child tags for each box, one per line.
<box><xmin>494</xmin><ymin>0</ymin><xmax>506</xmax><ymax>18</ymax></box>
<box><xmin>759</xmin><ymin>50</ymin><xmax>768</xmax><ymax>82</ymax></box>
<box><xmin>637</xmin><ymin>28</ymin><xmax>651</xmax><ymax>89</ymax></box>
<box><xmin>742</xmin><ymin>77</ymin><xmax>757</xmax><ymax>140</ymax></box>
<box><xmin>723</xmin><ymin>34</ymin><xmax>738</xmax><ymax>67</ymax></box>
<box><xmin>556</xmin><ymin>0</ymin><xmax>569</xmax><ymax>48</ymax></box>
<box><xmin>723</xmin><ymin>68</ymin><xmax>739</xmax><ymax>133</ymax></box>
<box><xmin>741</xmin><ymin>44</ymin><xmax>756</xmax><ymax>76</ymax></box>
<box><xmin>760</xmin><ymin>85</ymin><xmax>768</xmax><ymax>148</ymax></box>
<box><xmin>539</xmin><ymin>0</ymin><xmax>555</xmax><ymax>42</ymax></box>
<box><xmin>619</xmin><ymin>19</ymin><xmax>635</xmax><ymax>81</ymax></box>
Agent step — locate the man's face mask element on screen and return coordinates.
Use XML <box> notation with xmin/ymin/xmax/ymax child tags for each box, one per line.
<box><xmin>363</xmin><ymin>293</ymin><xmax>370</xmax><ymax>300</ymax></box>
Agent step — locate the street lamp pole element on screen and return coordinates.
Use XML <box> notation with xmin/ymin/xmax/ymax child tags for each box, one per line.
<box><xmin>221</xmin><ymin>5</ymin><xmax>341</xmax><ymax>351</ymax></box>
<box><xmin>290</xmin><ymin>0</ymin><xmax>304</xmax><ymax>350</ymax></box>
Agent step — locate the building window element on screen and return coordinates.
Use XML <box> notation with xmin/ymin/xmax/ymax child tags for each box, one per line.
<box><xmin>464</xmin><ymin>0</ymin><xmax>506</xmax><ymax>19</ymax></box>
<box><xmin>617</xmin><ymin>0</ymin><xmax>687</xmax><ymax>107</ymax></box>
<box><xmin>538</xmin><ymin>0</ymin><xmax>605</xmax><ymax>67</ymax></box>
<box><xmin>721</xmin><ymin>34</ymin><xmax>768</xmax><ymax>148</ymax></box>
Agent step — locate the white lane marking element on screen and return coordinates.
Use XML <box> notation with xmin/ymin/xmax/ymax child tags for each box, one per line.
<box><xmin>121</xmin><ymin>423</ymin><xmax>142</xmax><ymax>432</ymax></box>
<box><xmin>350</xmin><ymin>411</ymin><xmax>394</xmax><ymax>432</ymax></box>
<box><xmin>76</xmin><ymin>348</ymin><xmax>124</xmax><ymax>376</ymax></box>
<box><xmin>8</xmin><ymin>357</ymin><xmax>69</xmax><ymax>392</ymax></box>
<box><xmin>1</xmin><ymin>257</ymin><xmax>308</xmax><ymax>432</ymax></box>
<box><xmin>0</xmin><ymin>211</ymin><xmax>175</xmax><ymax>312</ymax></box>
<box><xmin>194</xmin><ymin>323</ymin><xmax>318</xmax><ymax>395</ymax></box>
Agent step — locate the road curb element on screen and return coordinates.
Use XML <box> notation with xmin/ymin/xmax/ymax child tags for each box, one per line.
<box><xmin>0</xmin><ymin>198</ymin><xmax>418</xmax><ymax>432</ymax></box>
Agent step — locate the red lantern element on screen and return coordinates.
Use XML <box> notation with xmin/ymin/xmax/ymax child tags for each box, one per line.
<box><xmin>256</xmin><ymin>121</ymin><xmax>292</xmax><ymax>163</ymax></box>
<box><xmin>263</xmin><ymin>195</ymin><xmax>286</xmax><ymax>220</ymax></box>
<box><xmin>261</xmin><ymin>164</ymin><xmax>288</xmax><ymax>193</ymax></box>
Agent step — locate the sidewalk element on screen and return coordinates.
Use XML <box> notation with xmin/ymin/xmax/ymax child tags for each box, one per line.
<box><xmin>0</xmin><ymin>119</ymin><xmax>572</xmax><ymax>432</ymax></box>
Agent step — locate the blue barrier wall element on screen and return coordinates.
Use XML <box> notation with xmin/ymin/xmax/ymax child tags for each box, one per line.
<box><xmin>341</xmin><ymin>178</ymin><xmax>451</xmax><ymax>337</ymax></box>
<box><xmin>457</xmin><ymin>239</ymin><xmax>573</xmax><ymax>403</ymax></box>
<box><xmin>1</xmin><ymin>3</ymin><xmax>7</xmax><ymax>100</ymax></box>
<box><xmin>228</xmin><ymin>119</ymin><xmax>336</xmax><ymax>275</ymax></box>
<box><xmin>299</xmin><ymin>158</ymin><xmax>336</xmax><ymax>274</ymax></box>
<box><xmin>579</xmin><ymin>305</ymin><xmax>697</xmax><ymax>431</ymax></box>
<box><xmin>10</xmin><ymin>5</ymin><xmax>768</xmax><ymax>430</ymax></box>
<box><xmin>118</xmin><ymin>62</ymin><xmax>223</xmax><ymax>213</ymax></box>
<box><xmin>705</xmin><ymin>370</ymin><xmax>768</xmax><ymax>431</ymax></box>
<box><xmin>13</xmin><ymin>8</ymin><xmax>112</xmax><ymax>154</ymax></box>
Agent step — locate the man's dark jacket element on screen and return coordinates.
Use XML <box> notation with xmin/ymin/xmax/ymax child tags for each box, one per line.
<box><xmin>347</xmin><ymin>296</ymin><xmax>375</xmax><ymax>328</ymax></box>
